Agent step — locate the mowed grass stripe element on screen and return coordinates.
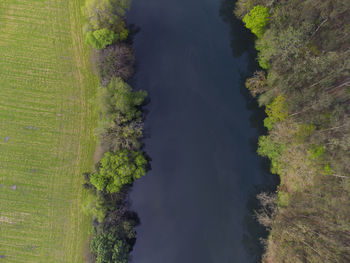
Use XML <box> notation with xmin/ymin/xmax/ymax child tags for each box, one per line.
<box><xmin>0</xmin><ymin>0</ymin><xmax>97</xmax><ymax>261</ymax></box>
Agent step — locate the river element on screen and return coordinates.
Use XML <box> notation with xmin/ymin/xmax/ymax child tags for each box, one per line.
<box><xmin>128</xmin><ymin>0</ymin><xmax>274</xmax><ymax>262</ymax></box>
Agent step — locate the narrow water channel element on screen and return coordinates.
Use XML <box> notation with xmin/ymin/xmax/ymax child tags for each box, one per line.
<box><xmin>128</xmin><ymin>0</ymin><xmax>272</xmax><ymax>262</ymax></box>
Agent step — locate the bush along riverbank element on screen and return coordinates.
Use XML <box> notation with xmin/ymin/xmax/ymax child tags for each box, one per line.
<box><xmin>81</xmin><ymin>0</ymin><xmax>149</xmax><ymax>262</ymax></box>
<box><xmin>235</xmin><ymin>1</ymin><xmax>350</xmax><ymax>262</ymax></box>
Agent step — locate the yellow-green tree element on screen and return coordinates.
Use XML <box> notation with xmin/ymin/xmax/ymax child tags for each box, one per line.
<box><xmin>90</xmin><ymin>150</ymin><xmax>147</xmax><ymax>193</ymax></box>
<box><xmin>243</xmin><ymin>5</ymin><xmax>269</xmax><ymax>38</ymax></box>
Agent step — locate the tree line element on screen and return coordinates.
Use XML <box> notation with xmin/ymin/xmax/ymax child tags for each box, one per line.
<box><xmin>81</xmin><ymin>0</ymin><xmax>149</xmax><ymax>262</ymax></box>
<box><xmin>235</xmin><ymin>0</ymin><xmax>350</xmax><ymax>262</ymax></box>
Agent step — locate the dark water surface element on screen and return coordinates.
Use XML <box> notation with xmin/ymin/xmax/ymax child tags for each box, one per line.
<box><xmin>128</xmin><ymin>0</ymin><xmax>273</xmax><ymax>262</ymax></box>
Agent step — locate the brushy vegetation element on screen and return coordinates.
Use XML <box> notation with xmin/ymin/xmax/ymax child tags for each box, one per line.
<box><xmin>81</xmin><ymin>0</ymin><xmax>149</xmax><ymax>261</ymax></box>
<box><xmin>235</xmin><ymin>0</ymin><xmax>350</xmax><ymax>262</ymax></box>
<box><xmin>83</xmin><ymin>0</ymin><xmax>130</xmax><ymax>49</ymax></box>
<box><xmin>0</xmin><ymin>0</ymin><xmax>98</xmax><ymax>261</ymax></box>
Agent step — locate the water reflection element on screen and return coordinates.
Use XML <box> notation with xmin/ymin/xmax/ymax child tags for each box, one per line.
<box><xmin>219</xmin><ymin>0</ymin><xmax>279</xmax><ymax>261</ymax></box>
<box><xmin>219</xmin><ymin>0</ymin><xmax>255</xmax><ymax>58</ymax></box>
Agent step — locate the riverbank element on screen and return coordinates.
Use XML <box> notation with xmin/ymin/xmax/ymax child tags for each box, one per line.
<box><xmin>80</xmin><ymin>0</ymin><xmax>149</xmax><ymax>262</ymax></box>
<box><xmin>235</xmin><ymin>0</ymin><xmax>350</xmax><ymax>262</ymax></box>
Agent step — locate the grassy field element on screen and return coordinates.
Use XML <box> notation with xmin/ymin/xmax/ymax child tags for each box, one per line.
<box><xmin>0</xmin><ymin>0</ymin><xmax>98</xmax><ymax>262</ymax></box>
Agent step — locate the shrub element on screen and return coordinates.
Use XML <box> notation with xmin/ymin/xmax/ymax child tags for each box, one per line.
<box><xmin>277</xmin><ymin>191</ymin><xmax>290</xmax><ymax>207</ymax></box>
<box><xmin>85</xmin><ymin>28</ymin><xmax>117</xmax><ymax>49</ymax></box>
<box><xmin>82</xmin><ymin>191</ymin><xmax>107</xmax><ymax>222</ymax></box>
<box><xmin>243</xmin><ymin>5</ymin><xmax>269</xmax><ymax>38</ymax></box>
<box><xmin>309</xmin><ymin>145</ymin><xmax>325</xmax><ymax>159</ymax></box>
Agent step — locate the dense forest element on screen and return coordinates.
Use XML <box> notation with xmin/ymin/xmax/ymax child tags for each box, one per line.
<box><xmin>234</xmin><ymin>0</ymin><xmax>350</xmax><ymax>262</ymax></box>
<box><xmin>81</xmin><ymin>0</ymin><xmax>148</xmax><ymax>262</ymax></box>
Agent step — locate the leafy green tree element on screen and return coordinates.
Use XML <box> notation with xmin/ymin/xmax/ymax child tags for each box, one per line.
<box><xmin>91</xmin><ymin>233</ymin><xmax>130</xmax><ymax>263</ymax></box>
<box><xmin>264</xmin><ymin>95</ymin><xmax>288</xmax><ymax>130</ymax></box>
<box><xmin>100</xmin><ymin>78</ymin><xmax>147</xmax><ymax>125</ymax></box>
<box><xmin>258</xmin><ymin>135</ymin><xmax>285</xmax><ymax>174</ymax></box>
<box><xmin>90</xmin><ymin>150</ymin><xmax>147</xmax><ymax>193</ymax></box>
<box><xmin>85</xmin><ymin>28</ymin><xmax>117</xmax><ymax>49</ymax></box>
<box><xmin>243</xmin><ymin>5</ymin><xmax>269</xmax><ymax>38</ymax></box>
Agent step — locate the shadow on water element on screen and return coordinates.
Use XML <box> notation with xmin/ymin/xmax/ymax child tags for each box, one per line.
<box><xmin>219</xmin><ymin>0</ymin><xmax>279</xmax><ymax>261</ymax></box>
<box><xmin>219</xmin><ymin>0</ymin><xmax>255</xmax><ymax>58</ymax></box>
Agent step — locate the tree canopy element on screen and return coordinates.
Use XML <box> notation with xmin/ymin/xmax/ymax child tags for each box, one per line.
<box><xmin>242</xmin><ymin>5</ymin><xmax>269</xmax><ymax>38</ymax></box>
<box><xmin>263</xmin><ymin>95</ymin><xmax>288</xmax><ymax>130</ymax></box>
<box><xmin>91</xmin><ymin>233</ymin><xmax>130</xmax><ymax>263</ymax></box>
<box><xmin>236</xmin><ymin>0</ymin><xmax>350</xmax><ymax>261</ymax></box>
<box><xmin>97</xmin><ymin>44</ymin><xmax>135</xmax><ymax>85</ymax></box>
<box><xmin>83</xmin><ymin>0</ymin><xmax>130</xmax><ymax>49</ymax></box>
<box><xmin>100</xmin><ymin>78</ymin><xmax>147</xmax><ymax>125</ymax></box>
<box><xmin>83</xmin><ymin>0</ymin><xmax>130</xmax><ymax>30</ymax></box>
<box><xmin>90</xmin><ymin>150</ymin><xmax>147</xmax><ymax>193</ymax></box>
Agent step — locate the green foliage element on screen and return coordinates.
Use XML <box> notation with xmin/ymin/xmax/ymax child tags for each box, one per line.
<box><xmin>264</xmin><ymin>95</ymin><xmax>288</xmax><ymax>130</ymax></box>
<box><xmin>82</xmin><ymin>191</ymin><xmax>107</xmax><ymax>223</ymax></box>
<box><xmin>90</xmin><ymin>150</ymin><xmax>147</xmax><ymax>193</ymax></box>
<box><xmin>277</xmin><ymin>191</ymin><xmax>290</xmax><ymax>207</ymax></box>
<box><xmin>257</xmin><ymin>135</ymin><xmax>285</xmax><ymax>174</ymax></box>
<box><xmin>258</xmin><ymin>56</ymin><xmax>270</xmax><ymax>70</ymax></box>
<box><xmin>243</xmin><ymin>5</ymin><xmax>269</xmax><ymax>38</ymax></box>
<box><xmin>83</xmin><ymin>0</ymin><xmax>130</xmax><ymax>50</ymax></box>
<box><xmin>82</xmin><ymin>0</ymin><xmax>144</xmax><ymax>262</ymax></box>
<box><xmin>323</xmin><ymin>164</ymin><xmax>332</xmax><ymax>175</ymax></box>
<box><xmin>91</xmin><ymin>233</ymin><xmax>130</xmax><ymax>263</ymax></box>
<box><xmin>85</xmin><ymin>28</ymin><xmax>117</xmax><ymax>50</ymax></box>
<box><xmin>118</xmin><ymin>27</ymin><xmax>129</xmax><ymax>41</ymax></box>
<box><xmin>309</xmin><ymin>145</ymin><xmax>325</xmax><ymax>159</ymax></box>
<box><xmin>100</xmin><ymin>78</ymin><xmax>147</xmax><ymax>125</ymax></box>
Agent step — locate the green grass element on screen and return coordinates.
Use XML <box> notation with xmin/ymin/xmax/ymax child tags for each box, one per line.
<box><xmin>0</xmin><ymin>0</ymin><xmax>98</xmax><ymax>262</ymax></box>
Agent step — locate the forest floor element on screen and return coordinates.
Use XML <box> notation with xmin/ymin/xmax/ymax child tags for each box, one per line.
<box><xmin>0</xmin><ymin>0</ymin><xmax>97</xmax><ymax>261</ymax></box>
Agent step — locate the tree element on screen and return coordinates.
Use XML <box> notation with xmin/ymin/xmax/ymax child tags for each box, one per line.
<box><xmin>264</xmin><ymin>95</ymin><xmax>288</xmax><ymax>130</ymax></box>
<box><xmin>83</xmin><ymin>0</ymin><xmax>130</xmax><ymax>30</ymax></box>
<box><xmin>243</xmin><ymin>5</ymin><xmax>269</xmax><ymax>38</ymax></box>
<box><xmin>245</xmin><ymin>71</ymin><xmax>268</xmax><ymax>97</ymax></box>
<box><xmin>101</xmin><ymin>118</ymin><xmax>143</xmax><ymax>152</ymax></box>
<box><xmin>98</xmin><ymin>44</ymin><xmax>135</xmax><ymax>85</ymax></box>
<box><xmin>85</xmin><ymin>28</ymin><xmax>117</xmax><ymax>49</ymax></box>
<box><xmin>100</xmin><ymin>78</ymin><xmax>147</xmax><ymax>125</ymax></box>
<box><xmin>91</xmin><ymin>233</ymin><xmax>130</xmax><ymax>263</ymax></box>
<box><xmin>90</xmin><ymin>150</ymin><xmax>147</xmax><ymax>193</ymax></box>
<box><xmin>257</xmin><ymin>135</ymin><xmax>285</xmax><ymax>174</ymax></box>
